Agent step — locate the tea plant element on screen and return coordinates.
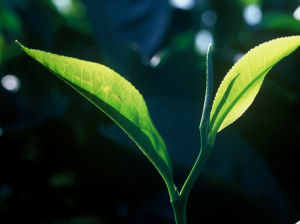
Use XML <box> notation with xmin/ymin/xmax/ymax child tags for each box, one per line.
<box><xmin>16</xmin><ymin>36</ymin><xmax>300</xmax><ymax>223</ymax></box>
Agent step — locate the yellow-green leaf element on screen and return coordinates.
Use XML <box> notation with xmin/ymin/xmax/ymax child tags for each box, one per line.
<box><xmin>209</xmin><ymin>36</ymin><xmax>300</xmax><ymax>142</ymax></box>
<box><xmin>16</xmin><ymin>41</ymin><xmax>173</xmax><ymax>182</ymax></box>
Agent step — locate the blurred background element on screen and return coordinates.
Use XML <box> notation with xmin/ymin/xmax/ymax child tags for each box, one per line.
<box><xmin>1</xmin><ymin>0</ymin><xmax>300</xmax><ymax>223</ymax></box>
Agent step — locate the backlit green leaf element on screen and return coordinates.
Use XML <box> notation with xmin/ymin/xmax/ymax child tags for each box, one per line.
<box><xmin>208</xmin><ymin>36</ymin><xmax>300</xmax><ymax>142</ymax></box>
<box><xmin>16</xmin><ymin>41</ymin><xmax>173</xmax><ymax>182</ymax></box>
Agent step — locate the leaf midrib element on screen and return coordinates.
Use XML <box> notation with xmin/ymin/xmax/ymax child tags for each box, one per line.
<box><xmin>63</xmin><ymin>77</ymin><xmax>174</xmax><ymax>180</ymax></box>
<box><xmin>209</xmin><ymin>64</ymin><xmax>274</xmax><ymax>138</ymax></box>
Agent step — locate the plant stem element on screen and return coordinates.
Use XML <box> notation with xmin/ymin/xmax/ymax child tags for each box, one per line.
<box><xmin>180</xmin><ymin>143</ymin><xmax>211</xmax><ymax>197</ymax></box>
<box><xmin>166</xmin><ymin>141</ymin><xmax>212</xmax><ymax>224</ymax></box>
<box><xmin>180</xmin><ymin>43</ymin><xmax>214</xmax><ymax>199</ymax></box>
<box><xmin>171</xmin><ymin>197</ymin><xmax>188</xmax><ymax>224</ymax></box>
<box><xmin>161</xmin><ymin>174</ymin><xmax>183</xmax><ymax>223</ymax></box>
<box><xmin>169</xmin><ymin>43</ymin><xmax>214</xmax><ymax>223</ymax></box>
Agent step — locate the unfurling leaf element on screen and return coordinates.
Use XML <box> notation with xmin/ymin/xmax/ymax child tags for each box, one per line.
<box><xmin>209</xmin><ymin>36</ymin><xmax>300</xmax><ymax>142</ymax></box>
<box><xmin>16</xmin><ymin>41</ymin><xmax>173</xmax><ymax>182</ymax></box>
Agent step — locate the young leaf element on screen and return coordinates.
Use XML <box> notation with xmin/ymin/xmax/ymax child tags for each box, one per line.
<box><xmin>16</xmin><ymin>41</ymin><xmax>173</xmax><ymax>182</ymax></box>
<box><xmin>208</xmin><ymin>36</ymin><xmax>300</xmax><ymax>142</ymax></box>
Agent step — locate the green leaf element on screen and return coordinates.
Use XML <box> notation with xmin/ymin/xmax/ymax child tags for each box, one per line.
<box><xmin>208</xmin><ymin>36</ymin><xmax>300</xmax><ymax>142</ymax></box>
<box><xmin>199</xmin><ymin>43</ymin><xmax>213</xmax><ymax>144</ymax></box>
<box><xmin>16</xmin><ymin>41</ymin><xmax>173</xmax><ymax>182</ymax></box>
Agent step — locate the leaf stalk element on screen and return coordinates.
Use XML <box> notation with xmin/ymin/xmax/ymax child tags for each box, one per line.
<box><xmin>170</xmin><ymin>44</ymin><xmax>214</xmax><ymax>224</ymax></box>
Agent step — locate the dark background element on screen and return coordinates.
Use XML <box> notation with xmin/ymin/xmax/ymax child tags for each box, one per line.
<box><xmin>0</xmin><ymin>0</ymin><xmax>300</xmax><ymax>223</ymax></box>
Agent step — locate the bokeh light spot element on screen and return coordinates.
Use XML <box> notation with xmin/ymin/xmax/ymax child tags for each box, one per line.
<box><xmin>169</xmin><ymin>0</ymin><xmax>195</xmax><ymax>10</ymax></box>
<box><xmin>0</xmin><ymin>127</ymin><xmax>3</xmax><ymax>136</ymax></box>
<box><xmin>149</xmin><ymin>53</ymin><xmax>162</xmax><ymax>67</ymax></box>
<box><xmin>1</xmin><ymin>74</ymin><xmax>20</xmax><ymax>93</ymax></box>
<box><xmin>52</xmin><ymin>0</ymin><xmax>72</xmax><ymax>14</ymax></box>
<box><xmin>233</xmin><ymin>52</ymin><xmax>244</xmax><ymax>63</ymax></box>
<box><xmin>201</xmin><ymin>10</ymin><xmax>218</xmax><ymax>26</ymax></box>
<box><xmin>243</xmin><ymin>4</ymin><xmax>262</xmax><ymax>26</ymax></box>
<box><xmin>293</xmin><ymin>6</ymin><xmax>300</xmax><ymax>20</ymax></box>
<box><xmin>195</xmin><ymin>30</ymin><xmax>213</xmax><ymax>55</ymax></box>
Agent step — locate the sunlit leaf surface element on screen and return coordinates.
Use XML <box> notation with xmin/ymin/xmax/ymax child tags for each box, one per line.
<box><xmin>209</xmin><ymin>36</ymin><xmax>300</xmax><ymax>141</ymax></box>
<box><xmin>16</xmin><ymin>41</ymin><xmax>173</xmax><ymax>181</ymax></box>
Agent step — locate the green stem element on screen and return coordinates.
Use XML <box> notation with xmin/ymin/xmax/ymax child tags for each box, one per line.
<box><xmin>165</xmin><ymin>44</ymin><xmax>214</xmax><ymax>224</ymax></box>
<box><xmin>170</xmin><ymin>43</ymin><xmax>214</xmax><ymax>223</ymax></box>
<box><xmin>168</xmin><ymin>142</ymin><xmax>212</xmax><ymax>224</ymax></box>
<box><xmin>161</xmin><ymin>174</ymin><xmax>182</xmax><ymax>223</ymax></box>
<box><xmin>179</xmin><ymin>143</ymin><xmax>212</xmax><ymax>198</ymax></box>
<box><xmin>169</xmin><ymin>143</ymin><xmax>212</xmax><ymax>224</ymax></box>
<box><xmin>171</xmin><ymin>197</ymin><xmax>188</xmax><ymax>224</ymax></box>
<box><xmin>164</xmin><ymin>177</ymin><xmax>179</xmax><ymax>202</ymax></box>
<box><xmin>180</xmin><ymin>43</ymin><xmax>214</xmax><ymax>198</ymax></box>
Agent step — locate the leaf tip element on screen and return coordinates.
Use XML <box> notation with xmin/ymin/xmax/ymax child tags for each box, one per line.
<box><xmin>15</xmin><ymin>40</ymin><xmax>25</xmax><ymax>51</ymax></box>
<box><xmin>15</xmin><ymin>39</ymin><xmax>20</xmax><ymax>46</ymax></box>
<box><xmin>207</xmin><ymin>43</ymin><xmax>213</xmax><ymax>54</ymax></box>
